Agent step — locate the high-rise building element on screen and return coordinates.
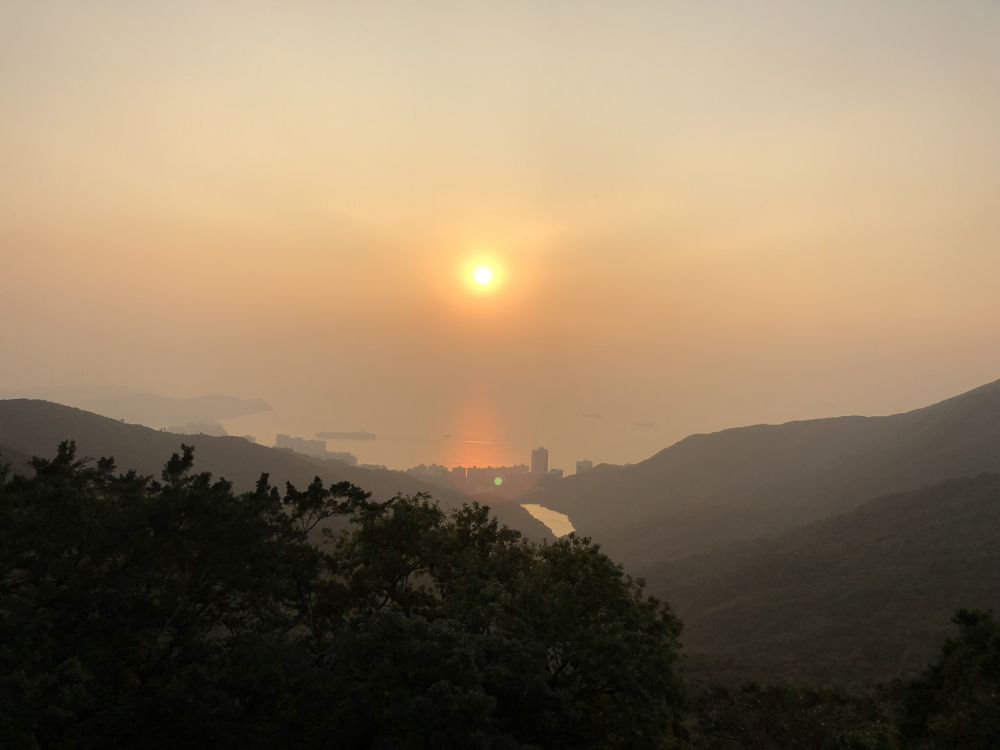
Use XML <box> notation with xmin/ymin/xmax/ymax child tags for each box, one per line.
<box><xmin>530</xmin><ymin>447</ymin><xmax>549</xmax><ymax>474</ymax></box>
<box><xmin>576</xmin><ymin>459</ymin><xmax>594</xmax><ymax>474</ymax></box>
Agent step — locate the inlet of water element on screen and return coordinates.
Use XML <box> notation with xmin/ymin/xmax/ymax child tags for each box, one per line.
<box><xmin>520</xmin><ymin>504</ymin><xmax>575</xmax><ymax>537</ymax></box>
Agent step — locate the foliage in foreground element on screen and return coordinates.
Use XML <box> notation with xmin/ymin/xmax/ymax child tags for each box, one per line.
<box><xmin>2</xmin><ymin>443</ymin><xmax>999</xmax><ymax>749</ymax></box>
<box><xmin>895</xmin><ymin>608</ymin><xmax>1000</xmax><ymax>749</ymax></box>
<box><xmin>686</xmin><ymin>682</ymin><xmax>893</xmax><ymax>749</ymax></box>
<box><xmin>679</xmin><ymin>607</ymin><xmax>1000</xmax><ymax>749</ymax></box>
<box><xmin>0</xmin><ymin>443</ymin><xmax>684</xmax><ymax>749</ymax></box>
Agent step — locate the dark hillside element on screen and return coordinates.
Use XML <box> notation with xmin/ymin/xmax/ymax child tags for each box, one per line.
<box><xmin>645</xmin><ymin>474</ymin><xmax>1000</xmax><ymax>684</ymax></box>
<box><xmin>529</xmin><ymin>378</ymin><xmax>1000</xmax><ymax>563</ymax></box>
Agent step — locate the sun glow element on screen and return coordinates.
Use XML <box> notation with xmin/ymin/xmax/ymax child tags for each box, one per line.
<box><xmin>473</xmin><ymin>265</ymin><xmax>495</xmax><ymax>286</ymax></box>
<box><xmin>463</xmin><ymin>256</ymin><xmax>504</xmax><ymax>294</ymax></box>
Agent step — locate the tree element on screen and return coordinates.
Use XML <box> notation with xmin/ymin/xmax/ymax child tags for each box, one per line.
<box><xmin>0</xmin><ymin>443</ymin><xmax>685</xmax><ymax>748</ymax></box>
<box><xmin>896</xmin><ymin>609</ymin><xmax>1000</xmax><ymax>749</ymax></box>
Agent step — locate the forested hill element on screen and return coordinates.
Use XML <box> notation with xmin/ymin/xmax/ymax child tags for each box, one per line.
<box><xmin>0</xmin><ymin>443</ymin><xmax>30</xmax><ymax>474</ymax></box>
<box><xmin>0</xmin><ymin>399</ymin><xmax>550</xmax><ymax>540</ymax></box>
<box><xmin>645</xmin><ymin>473</ymin><xmax>1000</xmax><ymax>684</ymax></box>
<box><xmin>529</xmin><ymin>377</ymin><xmax>1000</xmax><ymax>564</ymax></box>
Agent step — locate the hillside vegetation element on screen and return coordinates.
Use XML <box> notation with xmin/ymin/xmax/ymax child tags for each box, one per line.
<box><xmin>2</xmin><ymin>443</ymin><xmax>998</xmax><ymax>747</ymax></box>
<box><xmin>646</xmin><ymin>475</ymin><xmax>1000</xmax><ymax>684</ymax></box>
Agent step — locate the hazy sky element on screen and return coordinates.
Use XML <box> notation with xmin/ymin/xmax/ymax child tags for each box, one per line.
<box><xmin>3</xmin><ymin>1</ymin><xmax>1000</xmax><ymax>470</ymax></box>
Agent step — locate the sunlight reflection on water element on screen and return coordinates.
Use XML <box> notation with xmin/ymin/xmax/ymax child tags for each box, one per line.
<box><xmin>521</xmin><ymin>504</ymin><xmax>575</xmax><ymax>537</ymax></box>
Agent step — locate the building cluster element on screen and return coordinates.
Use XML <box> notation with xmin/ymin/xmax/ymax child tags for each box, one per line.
<box><xmin>275</xmin><ymin>435</ymin><xmax>594</xmax><ymax>490</ymax></box>
<box><xmin>404</xmin><ymin>446</ymin><xmax>588</xmax><ymax>498</ymax></box>
<box><xmin>407</xmin><ymin>462</ymin><xmax>538</xmax><ymax>497</ymax></box>
<box><xmin>275</xmin><ymin>433</ymin><xmax>358</xmax><ymax>466</ymax></box>
<box><xmin>405</xmin><ymin>463</ymin><xmax>452</xmax><ymax>480</ymax></box>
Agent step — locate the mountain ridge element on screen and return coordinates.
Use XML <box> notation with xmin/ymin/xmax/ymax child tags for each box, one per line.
<box><xmin>528</xmin><ymin>377</ymin><xmax>1000</xmax><ymax>563</ymax></box>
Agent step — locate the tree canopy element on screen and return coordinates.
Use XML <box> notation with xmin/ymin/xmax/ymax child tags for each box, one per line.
<box><xmin>896</xmin><ymin>608</ymin><xmax>1000</xmax><ymax>749</ymax></box>
<box><xmin>0</xmin><ymin>443</ymin><xmax>684</xmax><ymax>749</ymax></box>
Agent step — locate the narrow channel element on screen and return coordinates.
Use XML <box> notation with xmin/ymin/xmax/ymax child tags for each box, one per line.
<box><xmin>520</xmin><ymin>504</ymin><xmax>575</xmax><ymax>537</ymax></box>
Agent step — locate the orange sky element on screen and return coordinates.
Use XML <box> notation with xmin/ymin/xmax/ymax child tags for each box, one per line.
<box><xmin>2</xmin><ymin>1</ymin><xmax>1000</xmax><ymax>470</ymax></box>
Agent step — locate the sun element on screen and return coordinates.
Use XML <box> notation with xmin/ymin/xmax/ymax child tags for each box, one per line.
<box><xmin>473</xmin><ymin>265</ymin><xmax>495</xmax><ymax>286</ymax></box>
<box><xmin>463</xmin><ymin>255</ymin><xmax>504</xmax><ymax>294</ymax></box>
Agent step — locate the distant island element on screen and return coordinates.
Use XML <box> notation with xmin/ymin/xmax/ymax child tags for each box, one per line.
<box><xmin>316</xmin><ymin>430</ymin><xmax>376</xmax><ymax>440</ymax></box>
<box><xmin>0</xmin><ymin>386</ymin><xmax>271</xmax><ymax>429</ymax></box>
